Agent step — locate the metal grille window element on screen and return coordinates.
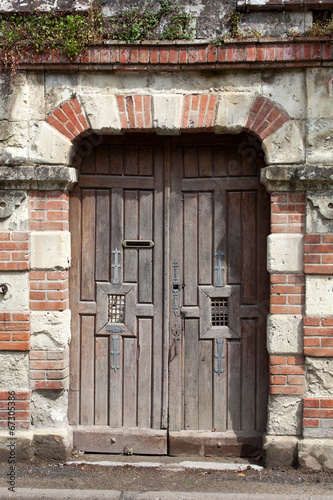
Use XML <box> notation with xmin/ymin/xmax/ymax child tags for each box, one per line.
<box><xmin>211</xmin><ymin>298</ymin><xmax>228</xmax><ymax>326</ymax></box>
<box><xmin>108</xmin><ymin>294</ymin><xmax>125</xmax><ymax>323</ymax></box>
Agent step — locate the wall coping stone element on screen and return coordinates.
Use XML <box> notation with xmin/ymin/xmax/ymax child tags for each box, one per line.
<box><xmin>0</xmin><ymin>166</ymin><xmax>78</xmax><ymax>191</ymax></box>
<box><xmin>261</xmin><ymin>165</ymin><xmax>333</xmax><ymax>192</ymax></box>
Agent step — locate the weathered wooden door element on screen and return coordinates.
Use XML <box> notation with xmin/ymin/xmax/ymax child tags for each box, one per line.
<box><xmin>69</xmin><ymin>133</ymin><xmax>269</xmax><ymax>456</ymax></box>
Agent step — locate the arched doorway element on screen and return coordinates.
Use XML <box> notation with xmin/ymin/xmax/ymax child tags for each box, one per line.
<box><xmin>69</xmin><ymin>132</ymin><xmax>270</xmax><ymax>456</ymax></box>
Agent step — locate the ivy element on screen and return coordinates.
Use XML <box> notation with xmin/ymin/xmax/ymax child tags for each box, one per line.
<box><xmin>0</xmin><ymin>0</ymin><xmax>193</xmax><ymax>73</ymax></box>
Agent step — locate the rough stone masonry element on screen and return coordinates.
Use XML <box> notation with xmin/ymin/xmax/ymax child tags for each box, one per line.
<box><xmin>0</xmin><ymin>0</ymin><xmax>333</xmax><ymax>470</ymax></box>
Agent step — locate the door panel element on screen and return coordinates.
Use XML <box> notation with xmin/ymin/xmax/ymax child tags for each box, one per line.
<box><xmin>69</xmin><ymin>133</ymin><xmax>269</xmax><ymax>456</ymax></box>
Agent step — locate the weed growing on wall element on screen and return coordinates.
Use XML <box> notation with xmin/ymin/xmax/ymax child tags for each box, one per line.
<box><xmin>0</xmin><ymin>0</ymin><xmax>193</xmax><ymax>73</ymax></box>
<box><xmin>307</xmin><ymin>15</ymin><xmax>333</xmax><ymax>37</ymax></box>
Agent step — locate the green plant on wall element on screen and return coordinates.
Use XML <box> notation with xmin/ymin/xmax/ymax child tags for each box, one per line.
<box><xmin>0</xmin><ymin>0</ymin><xmax>194</xmax><ymax>73</ymax></box>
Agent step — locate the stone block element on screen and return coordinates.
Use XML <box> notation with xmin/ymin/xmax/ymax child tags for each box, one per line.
<box><xmin>31</xmin><ymin>389</ymin><xmax>69</xmax><ymax>428</ymax></box>
<box><xmin>306</xmin><ymin>191</ymin><xmax>333</xmax><ymax>234</ymax></box>
<box><xmin>299</xmin><ymin>438</ymin><xmax>333</xmax><ymax>470</ymax></box>
<box><xmin>306</xmin><ymin>357</ymin><xmax>333</xmax><ymax>396</ymax></box>
<box><xmin>0</xmin><ymin>430</ymin><xmax>34</xmax><ymax>462</ymax></box>
<box><xmin>45</xmin><ymin>73</ymin><xmax>77</xmax><ymax>115</ymax></box>
<box><xmin>214</xmin><ymin>92</ymin><xmax>255</xmax><ymax>134</ymax></box>
<box><xmin>306</xmin><ymin>276</ymin><xmax>333</xmax><ymax>317</ymax></box>
<box><xmin>306</xmin><ymin>68</ymin><xmax>333</xmax><ymax>120</ymax></box>
<box><xmin>152</xmin><ymin>94</ymin><xmax>183</xmax><ymax>135</ymax></box>
<box><xmin>267</xmin><ymin>314</ymin><xmax>303</xmax><ymax>355</ymax></box>
<box><xmin>80</xmin><ymin>94</ymin><xmax>121</xmax><ymax>133</ymax></box>
<box><xmin>267</xmin><ymin>395</ymin><xmax>302</xmax><ymax>435</ymax></box>
<box><xmin>33</xmin><ymin>428</ymin><xmax>72</xmax><ymax>461</ymax></box>
<box><xmin>27</xmin><ymin>72</ymin><xmax>45</xmax><ymax>120</ymax></box>
<box><xmin>0</xmin><ymin>352</ymin><xmax>29</xmax><ymax>389</ymax></box>
<box><xmin>306</xmin><ymin>119</ymin><xmax>333</xmax><ymax>165</ymax></box>
<box><xmin>0</xmin><ymin>193</ymin><xmax>28</xmax><ymax>231</ymax></box>
<box><xmin>263</xmin><ymin>435</ymin><xmax>298</xmax><ymax>468</ymax></box>
<box><xmin>261</xmin><ymin>70</ymin><xmax>306</xmax><ymax>120</ymax></box>
<box><xmin>0</xmin><ymin>121</ymin><xmax>29</xmax><ymax>165</ymax></box>
<box><xmin>30</xmin><ymin>121</ymin><xmax>73</xmax><ymax>165</ymax></box>
<box><xmin>30</xmin><ymin>231</ymin><xmax>71</xmax><ymax>270</ymax></box>
<box><xmin>31</xmin><ymin>310</ymin><xmax>71</xmax><ymax>350</ymax></box>
<box><xmin>0</xmin><ymin>272</ymin><xmax>29</xmax><ymax>311</ymax></box>
<box><xmin>267</xmin><ymin>234</ymin><xmax>304</xmax><ymax>273</ymax></box>
<box><xmin>262</xmin><ymin>120</ymin><xmax>305</xmax><ymax>165</ymax></box>
<box><xmin>0</xmin><ymin>73</ymin><xmax>28</xmax><ymax>122</ymax></box>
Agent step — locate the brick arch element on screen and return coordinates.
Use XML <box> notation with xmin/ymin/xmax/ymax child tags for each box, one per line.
<box><xmin>42</xmin><ymin>92</ymin><xmax>304</xmax><ymax>164</ymax></box>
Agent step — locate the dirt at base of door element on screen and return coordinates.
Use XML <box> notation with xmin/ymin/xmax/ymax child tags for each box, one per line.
<box><xmin>1</xmin><ymin>458</ymin><xmax>333</xmax><ymax>496</ymax></box>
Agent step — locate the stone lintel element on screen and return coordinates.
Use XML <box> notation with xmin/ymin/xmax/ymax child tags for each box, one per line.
<box><xmin>261</xmin><ymin>165</ymin><xmax>333</xmax><ymax>192</ymax></box>
<box><xmin>0</xmin><ymin>166</ymin><xmax>78</xmax><ymax>191</ymax></box>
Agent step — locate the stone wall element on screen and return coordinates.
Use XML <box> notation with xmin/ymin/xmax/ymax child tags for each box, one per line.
<box><xmin>0</xmin><ymin>40</ymin><xmax>333</xmax><ymax>467</ymax></box>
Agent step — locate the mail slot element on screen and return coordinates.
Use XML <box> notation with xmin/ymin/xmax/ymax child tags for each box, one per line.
<box><xmin>122</xmin><ymin>240</ymin><xmax>154</xmax><ymax>248</ymax></box>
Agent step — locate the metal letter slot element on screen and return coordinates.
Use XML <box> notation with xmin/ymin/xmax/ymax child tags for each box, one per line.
<box><xmin>215</xmin><ymin>251</ymin><xmax>225</xmax><ymax>287</ymax></box>
<box><xmin>110</xmin><ymin>335</ymin><xmax>120</xmax><ymax>372</ymax></box>
<box><xmin>112</xmin><ymin>248</ymin><xmax>121</xmax><ymax>284</ymax></box>
<box><xmin>122</xmin><ymin>240</ymin><xmax>154</xmax><ymax>248</ymax></box>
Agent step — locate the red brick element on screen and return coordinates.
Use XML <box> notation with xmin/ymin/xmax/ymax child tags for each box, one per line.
<box><xmin>46</xmin><ymin>115</ymin><xmax>74</xmax><ymax>141</ymax></box>
<box><xmin>288</xmin><ymin>356</ymin><xmax>304</xmax><ymax>365</ymax></box>
<box><xmin>322</xmin><ymin>318</ymin><xmax>333</xmax><ymax>326</ymax></box>
<box><xmin>303</xmin><ymin>398</ymin><xmax>320</xmax><ymax>408</ymax></box>
<box><xmin>304</xmin><ymin>408</ymin><xmax>333</xmax><ymax>418</ymax></box>
<box><xmin>270</xmin><ymin>356</ymin><xmax>287</xmax><ymax>364</ymax></box>
<box><xmin>305</xmin><ymin>234</ymin><xmax>321</xmax><ymax>243</ymax></box>
<box><xmin>322</xmin><ymin>235</ymin><xmax>333</xmax><ymax>243</ymax></box>
<box><xmin>270</xmin><ymin>386</ymin><xmax>304</xmax><ymax>395</ymax></box>
<box><xmin>320</xmin><ymin>399</ymin><xmax>333</xmax><ymax>408</ymax></box>
<box><xmin>270</xmin><ymin>375</ymin><xmax>287</xmax><ymax>385</ymax></box>
<box><xmin>303</xmin><ymin>418</ymin><xmax>319</xmax><ymax>427</ymax></box>
<box><xmin>139</xmin><ymin>47</ymin><xmax>149</xmax><ymax>64</ymax></box>
<box><xmin>29</xmin><ymin>351</ymin><xmax>47</xmax><ymax>360</ymax></box>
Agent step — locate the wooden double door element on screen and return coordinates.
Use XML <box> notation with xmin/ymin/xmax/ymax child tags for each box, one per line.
<box><xmin>69</xmin><ymin>133</ymin><xmax>269</xmax><ymax>456</ymax></box>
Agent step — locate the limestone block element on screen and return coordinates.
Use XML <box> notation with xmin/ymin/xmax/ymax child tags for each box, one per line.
<box><xmin>0</xmin><ymin>352</ymin><xmax>29</xmax><ymax>389</ymax></box>
<box><xmin>31</xmin><ymin>390</ymin><xmax>69</xmax><ymax>428</ymax></box>
<box><xmin>298</xmin><ymin>438</ymin><xmax>333</xmax><ymax>470</ymax></box>
<box><xmin>45</xmin><ymin>73</ymin><xmax>77</xmax><ymax>115</ymax></box>
<box><xmin>306</xmin><ymin>276</ymin><xmax>333</xmax><ymax>317</ymax></box>
<box><xmin>267</xmin><ymin>234</ymin><xmax>304</xmax><ymax>273</ymax></box>
<box><xmin>27</xmin><ymin>72</ymin><xmax>45</xmax><ymax>120</ymax></box>
<box><xmin>31</xmin><ymin>231</ymin><xmax>71</xmax><ymax>270</ymax></box>
<box><xmin>267</xmin><ymin>314</ymin><xmax>303</xmax><ymax>355</ymax></box>
<box><xmin>152</xmin><ymin>94</ymin><xmax>183</xmax><ymax>135</ymax></box>
<box><xmin>30</xmin><ymin>121</ymin><xmax>73</xmax><ymax>165</ymax></box>
<box><xmin>261</xmin><ymin>70</ymin><xmax>306</xmax><ymax>120</ymax></box>
<box><xmin>80</xmin><ymin>94</ymin><xmax>121</xmax><ymax>133</ymax></box>
<box><xmin>0</xmin><ymin>272</ymin><xmax>29</xmax><ymax>311</ymax></box>
<box><xmin>262</xmin><ymin>120</ymin><xmax>305</xmax><ymax>165</ymax></box>
<box><xmin>306</xmin><ymin>191</ymin><xmax>333</xmax><ymax>234</ymax></box>
<box><xmin>33</xmin><ymin>428</ymin><xmax>72</xmax><ymax>461</ymax></box>
<box><xmin>214</xmin><ymin>92</ymin><xmax>255</xmax><ymax>134</ymax></box>
<box><xmin>263</xmin><ymin>435</ymin><xmax>298</xmax><ymax>468</ymax></box>
<box><xmin>0</xmin><ymin>430</ymin><xmax>34</xmax><ymax>462</ymax></box>
<box><xmin>31</xmin><ymin>310</ymin><xmax>71</xmax><ymax>350</ymax></box>
<box><xmin>0</xmin><ymin>121</ymin><xmax>29</xmax><ymax>164</ymax></box>
<box><xmin>306</xmin><ymin>68</ymin><xmax>333</xmax><ymax>120</ymax></box>
<box><xmin>0</xmin><ymin>73</ymin><xmax>28</xmax><ymax>122</ymax></box>
<box><xmin>306</xmin><ymin>119</ymin><xmax>333</xmax><ymax>165</ymax></box>
<box><xmin>267</xmin><ymin>395</ymin><xmax>302</xmax><ymax>435</ymax></box>
<box><xmin>306</xmin><ymin>357</ymin><xmax>333</xmax><ymax>396</ymax></box>
<box><xmin>0</xmin><ymin>193</ymin><xmax>28</xmax><ymax>231</ymax></box>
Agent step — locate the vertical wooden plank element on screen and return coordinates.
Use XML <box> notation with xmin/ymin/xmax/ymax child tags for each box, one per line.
<box><xmin>199</xmin><ymin>147</ymin><xmax>213</xmax><ymax>177</ymax></box>
<box><xmin>184</xmin><ymin>147</ymin><xmax>198</xmax><ymax>178</ymax></box>
<box><xmin>213</xmin><ymin>337</ymin><xmax>227</xmax><ymax>432</ymax></box>
<box><xmin>227</xmin><ymin>341</ymin><xmax>241</xmax><ymax>430</ymax></box>
<box><xmin>138</xmin><ymin>191</ymin><xmax>153</xmax><ymax>303</ymax></box>
<box><xmin>241</xmin><ymin>319</ymin><xmax>256</xmax><ymax>431</ymax></box>
<box><xmin>95</xmin><ymin>337</ymin><xmax>108</xmax><ymax>425</ymax></box>
<box><xmin>96</xmin><ymin>145</ymin><xmax>110</xmax><ymax>174</ymax></box>
<box><xmin>95</xmin><ymin>190</ymin><xmax>110</xmax><ymax>282</ymax></box>
<box><xmin>227</xmin><ymin>192</ymin><xmax>242</xmax><ymax>285</ymax></box>
<box><xmin>111</xmin><ymin>187</ymin><xmax>124</xmax><ymax>285</ymax></box>
<box><xmin>110</xmin><ymin>145</ymin><xmax>123</xmax><ymax>175</ymax></box>
<box><xmin>137</xmin><ymin>318</ymin><xmax>152</xmax><ymax>428</ymax></box>
<box><xmin>122</xmin><ymin>337</ymin><xmax>137</xmax><ymax>427</ymax></box>
<box><xmin>184</xmin><ymin>319</ymin><xmax>199</xmax><ymax>430</ymax></box>
<box><xmin>227</xmin><ymin>148</ymin><xmax>242</xmax><ymax>176</ymax></box>
<box><xmin>139</xmin><ymin>146</ymin><xmax>153</xmax><ymax>176</ymax></box>
<box><xmin>242</xmin><ymin>147</ymin><xmax>257</xmax><ymax>176</ymax></box>
<box><xmin>109</xmin><ymin>335</ymin><xmax>123</xmax><ymax>428</ymax></box>
<box><xmin>81</xmin><ymin>149</ymin><xmax>95</xmax><ymax>174</ymax></box>
<box><xmin>242</xmin><ymin>192</ymin><xmax>257</xmax><ymax>305</ymax></box>
<box><xmin>69</xmin><ymin>186</ymin><xmax>81</xmax><ymax>425</ymax></box>
<box><xmin>125</xmin><ymin>146</ymin><xmax>139</xmax><ymax>175</ymax></box>
<box><xmin>214</xmin><ymin>188</ymin><xmax>227</xmax><ymax>287</ymax></box>
<box><xmin>124</xmin><ymin>190</ymin><xmax>138</xmax><ymax>283</ymax></box>
<box><xmin>184</xmin><ymin>192</ymin><xmax>198</xmax><ymax>306</ymax></box>
<box><xmin>198</xmin><ymin>340</ymin><xmax>213</xmax><ymax>430</ymax></box>
<box><xmin>81</xmin><ymin>189</ymin><xmax>96</xmax><ymax>300</ymax></box>
<box><xmin>213</xmin><ymin>147</ymin><xmax>227</xmax><ymax>177</ymax></box>
<box><xmin>198</xmin><ymin>192</ymin><xmax>213</xmax><ymax>285</ymax></box>
<box><xmin>168</xmin><ymin>140</ymin><xmax>184</xmax><ymax>431</ymax></box>
<box><xmin>80</xmin><ymin>316</ymin><xmax>95</xmax><ymax>425</ymax></box>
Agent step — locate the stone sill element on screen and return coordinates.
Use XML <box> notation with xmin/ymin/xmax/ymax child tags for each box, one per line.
<box><xmin>261</xmin><ymin>165</ymin><xmax>333</xmax><ymax>192</ymax></box>
<box><xmin>0</xmin><ymin>166</ymin><xmax>77</xmax><ymax>191</ymax></box>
